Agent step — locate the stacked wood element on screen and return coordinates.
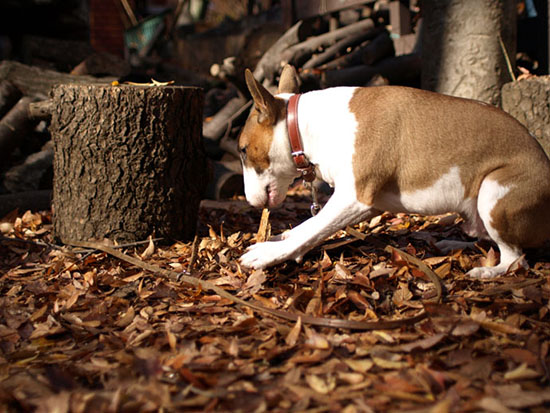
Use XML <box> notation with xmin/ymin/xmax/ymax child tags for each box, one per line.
<box><xmin>3</xmin><ymin>141</ymin><xmax>53</xmax><ymax>193</ymax></box>
<box><xmin>0</xmin><ymin>61</ymin><xmax>119</xmax><ymax>216</ymax></box>
<box><xmin>0</xmin><ymin>60</ymin><xmax>115</xmax><ymax>98</ymax></box>
<box><xmin>0</xmin><ymin>96</ymin><xmax>40</xmax><ymax>160</ymax></box>
<box><xmin>0</xmin><ymin>190</ymin><xmax>52</xmax><ymax>218</ymax></box>
<box><xmin>0</xmin><ymin>80</ymin><xmax>22</xmax><ymax>118</ymax></box>
<box><xmin>205</xmin><ymin>11</ymin><xmax>421</xmax><ymax>185</ymax></box>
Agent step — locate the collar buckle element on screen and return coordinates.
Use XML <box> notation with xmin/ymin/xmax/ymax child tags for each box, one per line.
<box><xmin>287</xmin><ymin>94</ymin><xmax>316</xmax><ymax>183</ymax></box>
<box><xmin>287</xmin><ymin>93</ymin><xmax>321</xmax><ymax>214</ymax></box>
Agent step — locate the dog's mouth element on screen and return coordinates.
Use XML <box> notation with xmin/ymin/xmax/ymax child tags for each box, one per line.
<box><xmin>267</xmin><ymin>183</ymin><xmax>286</xmax><ymax>208</ymax></box>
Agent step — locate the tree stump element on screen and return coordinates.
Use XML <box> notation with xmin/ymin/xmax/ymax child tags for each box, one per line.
<box><xmin>51</xmin><ymin>84</ymin><xmax>208</xmax><ymax>243</ymax></box>
<box><xmin>502</xmin><ymin>76</ymin><xmax>550</xmax><ymax>158</ymax></box>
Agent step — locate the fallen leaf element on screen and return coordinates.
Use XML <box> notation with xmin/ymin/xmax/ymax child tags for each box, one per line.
<box><xmin>503</xmin><ymin>363</ymin><xmax>541</xmax><ymax>380</ymax></box>
<box><xmin>140</xmin><ymin>236</ymin><xmax>155</xmax><ymax>258</ymax></box>
<box><xmin>285</xmin><ymin>317</ymin><xmax>302</xmax><ymax>347</ymax></box>
<box><xmin>399</xmin><ymin>333</ymin><xmax>446</xmax><ymax>352</ymax></box>
<box><xmin>305</xmin><ymin>374</ymin><xmax>336</xmax><ymax>394</ymax></box>
<box><xmin>243</xmin><ymin>269</ymin><xmax>266</xmax><ymax>295</ymax></box>
<box><xmin>344</xmin><ymin>359</ymin><xmax>374</xmax><ymax>373</ymax></box>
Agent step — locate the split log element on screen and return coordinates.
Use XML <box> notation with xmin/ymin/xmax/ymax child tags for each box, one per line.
<box><xmin>0</xmin><ymin>190</ymin><xmax>52</xmax><ymax>217</ymax></box>
<box><xmin>203</xmin><ymin>97</ymin><xmax>250</xmax><ymax>142</ymax></box>
<box><xmin>204</xmin><ymin>21</ymin><xmax>307</xmax><ymax>145</ymax></box>
<box><xmin>0</xmin><ymin>80</ymin><xmax>22</xmax><ymax>119</ymax></box>
<box><xmin>0</xmin><ymin>61</ymin><xmax>115</xmax><ymax>98</ymax></box>
<box><xmin>320</xmin><ymin>53</ymin><xmax>421</xmax><ymax>87</ymax></box>
<box><xmin>28</xmin><ymin>100</ymin><xmax>55</xmax><ymax>121</ymax></box>
<box><xmin>318</xmin><ymin>31</ymin><xmax>394</xmax><ymax>70</ymax></box>
<box><xmin>205</xmin><ymin>161</ymin><xmax>244</xmax><ymax>200</ymax></box>
<box><xmin>280</xmin><ymin>18</ymin><xmax>376</xmax><ymax>69</ymax></box>
<box><xmin>50</xmin><ymin>84</ymin><xmax>208</xmax><ymax>243</ymax></box>
<box><xmin>210</xmin><ymin>57</ymin><xmax>250</xmax><ymax>97</ymax></box>
<box><xmin>0</xmin><ymin>96</ymin><xmax>39</xmax><ymax>158</ymax></box>
<box><xmin>253</xmin><ymin>20</ymin><xmax>304</xmax><ymax>83</ymax></box>
<box><xmin>3</xmin><ymin>141</ymin><xmax>53</xmax><ymax>193</ymax></box>
<box><xmin>210</xmin><ymin>21</ymin><xmax>305</xmax><ymax>94</ymax></box>
<box><xmin>302</xmin><ymin>27</ymin><xmax>385</xmax><ymax>69</ymax></box>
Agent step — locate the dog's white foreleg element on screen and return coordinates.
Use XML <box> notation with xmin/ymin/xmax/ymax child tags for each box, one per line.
<box><xmin>240</xmin><ymin>194</ymin><xmax>373</xmax><ymax>269</ymax></box>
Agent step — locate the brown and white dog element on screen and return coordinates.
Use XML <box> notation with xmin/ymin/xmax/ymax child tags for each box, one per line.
<box><xmin>238</xmin><ymin>65</ymin><xmax>550</xmax><ymax>278</ymax></box>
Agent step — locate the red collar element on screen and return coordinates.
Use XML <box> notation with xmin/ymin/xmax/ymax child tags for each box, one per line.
<box><xmin>286</xmin><ymin>94</ymin><xmax>316</xmax><ymax>182</ymax></box>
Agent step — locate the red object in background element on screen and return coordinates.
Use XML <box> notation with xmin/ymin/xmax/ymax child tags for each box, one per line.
<box><xmin>89</xmin><ymin>0</ymin><xmax>127</xmax><ymax>57</ymax></box>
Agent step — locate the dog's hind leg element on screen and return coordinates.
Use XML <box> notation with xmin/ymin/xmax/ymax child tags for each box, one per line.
<box><xmin>466</xmin><ymin>176</ymin><xmax>528</xmax><ymax>279</ymax></box>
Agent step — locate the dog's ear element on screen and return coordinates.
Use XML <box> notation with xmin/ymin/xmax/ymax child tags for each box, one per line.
<box><xmin>245</xmin><ymin>68</ymin><xmax>277</xmax><ymax>125</ymax></box>
<box><xmin>278</xmin><ymin>64</ymin><xmax>300</xmax><ymax>94</ymax></box>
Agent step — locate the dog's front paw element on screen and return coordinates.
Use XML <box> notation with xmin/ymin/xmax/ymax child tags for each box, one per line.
<box><xmin>240</xmin><ymin>241</ymin><xmax>293</xmax><ymax>269</ymax></box>
<box><xmin>466</xmin><ymin>265</ymin><xmax>505</xmax><ymax>279</ymax></box>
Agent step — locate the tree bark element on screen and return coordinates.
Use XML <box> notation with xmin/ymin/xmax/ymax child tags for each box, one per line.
<box><xmin>502</xmin><ymin>77</ymin><xmax>550</xmax><ymax>158</ymax></box>
<box><xmin>421</xmin><ymin>0</ymin><xmax>516</xmax><ymax>105</ymax></box>
<box><xmin>50</xmin><ymin>84</ymin><xmax>208</xmax><ymax>243</ymax></box>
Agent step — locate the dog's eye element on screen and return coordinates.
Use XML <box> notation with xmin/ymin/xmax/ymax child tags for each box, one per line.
<box><xmin>239</xmin><ymin>146</ymin><xmax>247</xmax><ymax>161</ymax></box>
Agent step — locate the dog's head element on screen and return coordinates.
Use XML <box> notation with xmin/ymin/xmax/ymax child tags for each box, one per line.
<box><xmin>239</xmin><ymin>65</ymin><xmax>301</xmax><ymax>208</ymax></box>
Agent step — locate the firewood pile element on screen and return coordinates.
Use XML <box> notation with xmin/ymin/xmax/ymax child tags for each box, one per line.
<box><xmin>204</xmin><ymin>4</ymin><xmax>420</xmax><ymax>193</ymax></box>
<box><xmin>0</xmin><ymin>1</ymin><xmax>421</xmax><ymax>215</ymax></box>
<box><xmin>0</xmin><ymin>60</ymin><xmax>118</xmax><ymax>216</ymax></box>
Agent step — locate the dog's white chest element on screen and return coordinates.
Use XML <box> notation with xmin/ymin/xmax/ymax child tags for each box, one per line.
<box><xmin>297</xmin><ymin>88</ymin><xmax>359</xmax><ymax>187</ymax></box>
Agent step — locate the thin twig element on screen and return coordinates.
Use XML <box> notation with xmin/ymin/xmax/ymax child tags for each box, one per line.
<box><xmin>1</xmin><ymin>235</ymin><xmax>63</xmax><ymax>250</ymax></box>
<box><xmin>384</xmin><ymin>245</ymin><xmax>443</xmax><ymax>303</ymax></box>
<box><xmin>65</xmin><ymin>239</ymin><xmax>443</xmax><ymax>331</ymax></box>
<box><xmin>188</xmin><ymin>233</ymin><xmax>200</xmax><ymax>271</ymax></box>
<box><xmin>498</xmin><ymin>33</ymin><xmax>516</xmax><ymax>82</ymax></box>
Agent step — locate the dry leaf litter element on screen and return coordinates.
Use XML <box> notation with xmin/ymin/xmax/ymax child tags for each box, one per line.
<box><xmin>1</xmin><ymin>187</ymin><xmax>550</xmax><ymax>412</ymax></box>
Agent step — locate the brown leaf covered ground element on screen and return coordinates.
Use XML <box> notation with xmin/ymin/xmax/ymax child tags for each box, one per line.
<box><xmin>1</xmin><ymin>190</ymin><xmax>550</xmax><ymax>412</ymax></box>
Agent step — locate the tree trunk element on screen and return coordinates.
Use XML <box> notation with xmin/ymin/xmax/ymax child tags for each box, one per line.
<box><xmin>421</xmin><ymin>0</ymin><xmax>517</xmax><ymax>105</ymax></box>
<box><xmin>51</xmin><ymin>84</ymin><xmax>208</xmax><ymax>244</ymax></box>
